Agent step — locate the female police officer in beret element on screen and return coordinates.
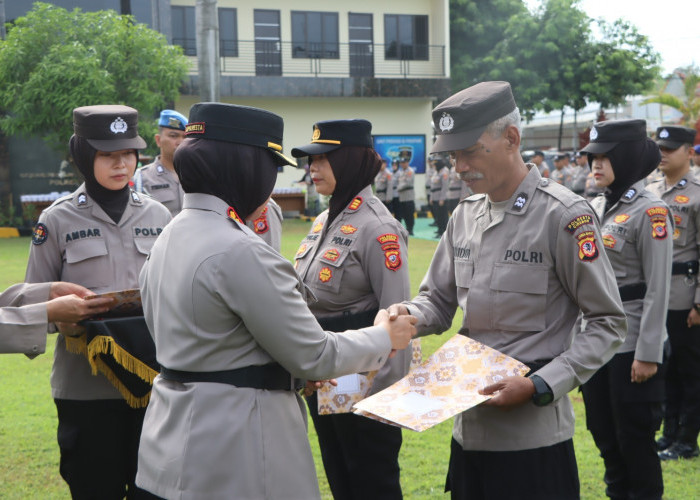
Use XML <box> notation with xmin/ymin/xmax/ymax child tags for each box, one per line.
<box><xmin>134</xmin><ymin>103</ymin><xmax>416</xmax><ymax>500</ymax></box>
<box><xmin>291</xmin><ymin>119</ymin><xmax>412</xmax><ymax>500</ymax></box>
<box><xmin>24</xmin><ymin>105</ymin><xmax>172</xmax><ymax>499</ymax></box>
<box><xmin>580</xmin><ymin>119</ymin><xmax>672</xmax><ymax>500</ymax></box>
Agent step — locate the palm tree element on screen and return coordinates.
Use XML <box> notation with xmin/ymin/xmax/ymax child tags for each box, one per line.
<box><xmin>643</xmin><ymin>67</ymin><xmax>700</xmax><ymax>127</ymax></box>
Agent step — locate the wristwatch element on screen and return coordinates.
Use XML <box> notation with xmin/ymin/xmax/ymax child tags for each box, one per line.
<box><xmin>529</xmin><ymin>374</ymin><xmax>554</xmax><ymax>407</ymax></box>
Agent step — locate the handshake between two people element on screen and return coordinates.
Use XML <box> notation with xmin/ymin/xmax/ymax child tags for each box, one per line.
<box><xmin>375</xmin><ymin>304</ymin><xmax>418</xmax><ymax>358</ymax></box>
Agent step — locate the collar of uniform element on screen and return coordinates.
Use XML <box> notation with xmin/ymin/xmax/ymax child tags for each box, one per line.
<box><xmin>342</xmin><ymin>185</ymin><xmax>375</xmax><ymax>214</ymax></box>
<box><xmin>618</xmin><ymin>180</ymin><xmax>645</xmax><ymax>204</ymax></box>
<box><xmin>72</xmin><ymin>183</ymin><xmax>92</xmax><ymax>209</ymax></box>
<box><xmin>182</xmin><ymin>192</ymin><xmax>239</xmax><ymax>221</ymax></box>
<box><xmin>504</xmin><ymin>164</ymin><xmax>540</xmax><ymax>215</ymax></box>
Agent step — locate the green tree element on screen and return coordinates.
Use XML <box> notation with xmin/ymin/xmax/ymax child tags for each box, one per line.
<box><xmin>0</xmin><ymin>2</ymin><xmax>188</xmax><ymax>153</ymax></box>
<box><xmin>642</xmin><ymin>66</ymin><xmax>700</xmax><ymax>127</ymax></box>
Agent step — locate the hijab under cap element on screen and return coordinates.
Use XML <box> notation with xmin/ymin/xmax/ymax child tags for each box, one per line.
<box><xmin>326</xmin><ymin>146</ymin><xmax>382</xmax><ymax>225</ymax></box>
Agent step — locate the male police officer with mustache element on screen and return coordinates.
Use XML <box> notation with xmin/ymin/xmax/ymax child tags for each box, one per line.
<box><xmin>389</xmin><ymin>81</ymin><xmax>626</xmax><ymax>499</ymax></box>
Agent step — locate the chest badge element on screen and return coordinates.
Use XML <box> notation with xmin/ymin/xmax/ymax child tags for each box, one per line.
<box><xmin>295</xmin><ymin>243</ymin><xmax>308</xmax><ymax>258</ymax></box>
<box><xmin>313</xmin><ymin>222</ymin><xmax>323</xmax><ymax>233</ymax></box>
<box><xmin>602</xmin><ymin>234</ymin><xmax>616</xmax><ymax>249</ymax></box>
<box><xmin>614</xmin><ymin>214</ymin><xmax>630</xmax><ymax>224</ymax></box>
<box><xmin>675</xmin><ymin>195</ymin><xmax>689</xmax><ymax>204</ymax></box>
<box><xmin>322</xmin><ymin>248</ymin><xmax>341</xmax><ymax>262</ymax></box>
<box><xmin>348</xmin><ymin>197</ymin><xmax>363</xmax><ymax>210</ymax></box>
<box><xmin>319</xmin><ymin>267</ymin><xmax>333</xmax><ymax>283</ymax></box>
<box><xmin>340</xmin><ymin>225</ymin><xmax>357</xmax><ymax>234</ymax></box>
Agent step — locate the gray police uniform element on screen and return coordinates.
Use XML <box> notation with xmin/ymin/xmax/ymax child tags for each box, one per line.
<box><xmin>0</xmin><ymin>282</ymin><xmax>50</xmax><ymax>355</ymax></box>
<box><xmin>246</xmin><ymin>197</ymin><xmax>283</xmax><ymax>251</ymax></box>
<box><xmin>294</xmin><ymin>185</ymin><xmax>411</xmax><ymax>499</ymax></box>
<box><xmin>569</xmin><ymin>165</ymin><xmax>589</xmax><ymax>195</ymax></box>
<box><xmin>581</xmin><ymin>182</ymin><xmax>671</xmax><ymax>499</ymax></box>
<box><xmin>430</xmin><ymin>165</ymin><xmax>450</xmax><ymax>235</ymax></box>
<box><xmin>550</xmin><ymin>165</ymin><xmax>574</xmax><ymax>188</ymax></box>
<box><xmin>396</xmin><ymin>166</ymin><xmax>415</xmax><ymax>234</ymax></box>
<box><xmin>24</xmin><ymin>185</ymin><xmax>172</xmax><ymax>400</ymax></box>
<box><xmin>132</xmin><ymin>155</ymin><xmax>184</xmax><ymax>216</ymax></box>
<box><xmin>136</xmin><ymin>193</ymin><xmax>393</xmax><ymax>500</ymax></box>
<box><xmin>647</xmin><ymin>175</ymin><xmax>700</xmax><ymax>444</ymax></box>
<box><xmin>374</xmin><ymin>168</ymin><xmax>392</xmax><ymax>204</ymax></box>
<box><xmin>405</xmin><ymin>166</ymin><xmax>626</xmax><ymax>452</ymax></box>
<box><xmin>447</xmin><ymin>166</ymin><xmax>463</xmax><ymax>213</ymax></box>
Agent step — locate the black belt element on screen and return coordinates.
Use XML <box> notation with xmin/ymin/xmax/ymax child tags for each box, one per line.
<box><xmin>618</xmin><ymin>282</ymin><xmax>646</xmax><ymax>302</ymax></box>
<box><xmin>672</xmin><ymin>260</ymin><xmax>699</xmax><ymax>276</ymax></box>
<box><xmin>398</xmin><ymin>187</ymin><xmax>413</xmax><ymax>192</ymax></box>
<box><xmin>317</xmin><ymin>308</ymin><xmax>378</xmax><ymax>332</ymax></box>
<box><xmin>448</xmin><ymin>187</ymin><xmax>462</xmax><ymax>191</ymax></box>
<box><xmin>160</xmin><ymin>363</ymin><xmax>298</xmax><ymax>391</ymax></box>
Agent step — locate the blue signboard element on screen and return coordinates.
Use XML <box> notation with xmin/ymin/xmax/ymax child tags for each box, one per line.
<box><xmin>372</xmin><ymin>135</ymin><xmax>426</xmax><ymax>174</ymax></box>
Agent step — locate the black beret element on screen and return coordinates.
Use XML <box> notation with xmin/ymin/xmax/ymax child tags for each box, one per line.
<box><xmin>291</xmin><ymin>119</ymin><xmax>373</xmax><ymax>157</ymax></box>
<box><xmin>73</xmin><ymin>105</ymin><xmax>147</xmax><ymax>151</ymax></box>
<box><xmin>581</xmin><ymin>119</ymin><xmax>647</xmax><ymax>155</ymax></box>
<box><xmin>655</xmin><ymin>125</ymin><xmax>696</xmax><ymax>149</ymax></box>
<box><xmin>185</xmin><ymin>102</ymin><xmax>295</xmax><ymax>166</ymax></box>
<box><xmin>431</xmin><ymin>81</ymin><xmax>516</xmax><ymax>153</ymax></box>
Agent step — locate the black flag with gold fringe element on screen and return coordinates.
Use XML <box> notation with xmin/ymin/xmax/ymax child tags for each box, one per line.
<box><xmin>66</xmin><ymin>316</ymin><xmax>159</xmax><ymax>408</ymax></box>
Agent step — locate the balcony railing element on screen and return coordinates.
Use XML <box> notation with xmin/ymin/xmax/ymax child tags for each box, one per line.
<box><xmin>176</xmin><ymin>39</ymin><xmax>446</xmax><ymax>79</ymax></box>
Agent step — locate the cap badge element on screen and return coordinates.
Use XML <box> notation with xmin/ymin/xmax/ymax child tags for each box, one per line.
<box><xmin>589</xmin><ymin>127</ymin><xmax>598</xmax><ymax>141</ymax></box>
<box><xmin>439</xmin><ymin>112</ymin><xmax>454</xmax><ymax>133</ymax></box>
<box><xmin>312</xmin><ymin>127</ymin><xmax>321</xmax><ymax>141</ymax></box>
<box><xmin>168</xmin><ymin>117</ymin><xmax>181</xmax><ymax>128</ymax></box>
<box><xmin>110</xmin><ymin>117</ymin><xmax>128</xmax><ymax>134</ymax></box>
<box><xmin>659</xmin><ymin>129</ymin><xmax>669</xmax><ymax>139</ymax></box>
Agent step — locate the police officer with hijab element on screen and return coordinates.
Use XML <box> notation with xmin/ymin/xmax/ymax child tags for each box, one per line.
<box><xmin>291</xmin><ymin>119</ymin><xmax>412</xmax><ymax>500</ymax></box>
<box><xmin>135</xmin><ymin>104</ymin><xmax>416</xmax><ymax>500</ymax></box>
<box><xmin>25</xmin><ymin>104</ymin><xmax>172</xmax><ymax>499</ymax></box>
<box><xmin>647</xmin><ymin>125</ymin><xmax>700</xmax><ymax>460</ymax></box>
<box><xmin>388</xmin><ymin>81</ymin><xmax>626</xmax><ymax>500</ymax></box>
<box><xmin>580</xmin><ymin>119</ymin><xmax>671</xmax><ymax>500</ymax></box>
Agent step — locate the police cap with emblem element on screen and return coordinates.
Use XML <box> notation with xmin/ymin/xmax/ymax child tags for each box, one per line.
<box><xmin>185</xmin><ymin>102</ymin><xmax>296</xmax><ymax>166</ymax></box>
<box><xmin>73</xmin><ymin>105</ymin><xmax>147</xmax><ymax>151</ymax></box>
<box><xmin>581</xmin><ymin>119</ymin><xmax>647</xmax><ymax>155</ymax></box>
<box><xmin>158</xmin><ymin>109</ymin><xmax>188</xmax><ymax>131</ymax></box>
<box><xmin>431</xmin><ymin>81</ymin><xmax>516</xmax><ymax>154</ymax></box>
<box><xmin>655</xmin><ymin>125</ymin><xmax>696</xmax><ymax>149</ymax></box>
<box><xmin>291</xmin><ymin>119</ymin><xmax>373</xmax><ymax>157</ymax></box>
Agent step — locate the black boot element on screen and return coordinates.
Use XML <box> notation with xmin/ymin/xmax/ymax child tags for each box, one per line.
<box><xmin>658</xmin><ymin>425</ymin><xmax>700</xmax><ymax>460</ymax></box>
<box><xmin>656</xmin><ymin>417</ymin><xmax>678</xmax><ymax>451</ymax></box>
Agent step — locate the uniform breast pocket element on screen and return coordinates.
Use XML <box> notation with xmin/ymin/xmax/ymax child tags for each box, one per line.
<box><xmin>602</xmin><ymin>234</ymin><xmax>629</xmax><ymax>278</ymax></box>
<box><xmin>133</xmin><ymin>237</ymin><xmax>157</xmax><ymax>256</ymax></box>
<box><xmin>454</xmin><ymin>259</ymin><xmax>474</xmax><ymax>289</ymax></box>
<box><xmin>64</xmin><ymin>238</ymin><xmax>110</xmax><ymax>289</ymax></box>
<box><xmin>672</xmin><ymin>215</ymin><xmax>688</xmax><ymax>245</ymax></box>
<box><xmin>313</xmin><ymin>247</ymin><xmax>351</xmax><ymax>294</ymax></box>
<box><xmin>490</xmin><ymin>263</ymin><xmax>548</xmax><ymax>331</ymax></box>
<box><xmin>152</xmin><ymin>188</ymin><xmax>176</xmax><ymax>203</ymax></box>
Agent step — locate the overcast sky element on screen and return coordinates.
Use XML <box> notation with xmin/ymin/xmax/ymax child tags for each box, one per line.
<box><xmin>526</xmin><ymin>0</ymin><xmax>699</xmax><ymax>74</ymax></box>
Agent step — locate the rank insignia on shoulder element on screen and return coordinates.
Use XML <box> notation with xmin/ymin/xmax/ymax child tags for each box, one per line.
<box><xmin>313</xmin><ymin>222</ymin><xmax>323</xmax><ymax>233</ymax></box>
<box><xmin>512</xmin><ymin>192</ymin><xmax>528</xmax><ymax>211</ymax></box>
<box><xmin>131</xmin><ymin>191</ymin><xmax>141</xmax><ymax>203</ymax></box>
<box><xmin>349</xmin><ymin>197</ymin><xmax>363</xmax><ymax>210</ymax></box>
<box><xmin>623</xmin><ymin>188</ymin><xmax>636</xmax><ymax>200</ymax></box>
<box><xmin>679</xmin><ymin>179</ymin><xmax>687</xmax><ymax>187</ymax></box>
<box><xmin>565</xmin><ymin>214</ymin><xmax>593</xmax><ymax>233</ymax></box>
<box><xmin>614</xmin><ymin>214</ymin><xmax>630</xmax><ymax>224</ymax></box>
<box><xmin>32</xmin><ymin>223</ymin><xmax>48</xmax><ymax>245</ymax></box>
<box><xmin>377</xmin><ymin>233</ymin><xmax>399</xmax><ymax>245</ymax></box>
<box><xmin>674</xmin><ymin>215</ymin><xmax>682</xmax><ymax>225</ymax></box>
<box><xmin>319</xmin><ymin>267</ymin><xmax>332</xmax><ymax>283</ymax></box>
<box><xmin>674</xmin><ymin>228</ymin><xmax>680</xmax><ymax>240</ymax></box>
<box><xmin>156</xmin><ymin>165</ymin><xmax>164</xmax><ymax>173</ymax></box>
<box><xmin>646</xmin><ymin>207</ymin><xmax>668</xmax><ymax>240</ymax></box>
<box><xmin>674</xmin><ymin>195</ymin><xmax>689</xmax><ymax>204</ymax></box>
<box><xmin>227</xmin><ymin>206</ymin><xmax>242</xmax><ymax>223</ymax></box>
<box><xmin>577</xmin><ymin>231</ymin><xmax>598</xmax><ymax>262</ymax></box>
<box><xmin>322</xmin><ymin>248</ymin><xmax>341</xmax><ymax>262</ymax></box>
<box><xmin>384</xmin><ymin>248</ymin><xmax>402</xmax><ymax>271</ymax></box>
<box><xmin>340</xmin><ymin>225</ymin><xmax>357</xmax><ymax>234</ymax></box>
<box><xmin>77</xmin><ymin>193</ymin><xmax>87</xmax><ymax>205</ymax></box>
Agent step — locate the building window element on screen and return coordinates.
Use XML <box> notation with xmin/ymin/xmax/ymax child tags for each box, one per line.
<box><xmin>384</xmin><ymin>14</ymin><xmax>428</xmax><ymax>60</ymax></box>
<box><xmin>172</xmin><ymin>6</ymin><xmax>196</xmax><ymax>56</ymax></box>
<box><xmin>219</xmin><ymin>8</ymin><xmax>238</xmax><ymax>57</ymax></box>
<box><xmin>291</xmin><ymin>11</ymin><xmax>339</xmax><ymax>59</ymax></box>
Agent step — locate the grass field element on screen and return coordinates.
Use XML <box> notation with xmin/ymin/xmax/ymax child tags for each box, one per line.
<box><xmin>1</xmin><ymin>219</ymin><xmax>698</xmax><ymax>499</ymax></box>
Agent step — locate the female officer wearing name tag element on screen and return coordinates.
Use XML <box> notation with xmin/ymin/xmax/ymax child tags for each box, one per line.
<box><xmin>580</xmin><ymin>119</ymin><xmax>672</xmax><ymax>500</ymax></box>
<box><xmin>291</xmin><ymin>119</ymin><xmax>412</xmax><ymax>500</ymax></box>
<box><xmin>134</xmin><ymin>103</ymin><xmax>416</xmax><ymax>500</ymax></box>
<box><xmin>24</xmin><ymin>105</ymin><xmax>171</xmax><ymax>499</ymax></box>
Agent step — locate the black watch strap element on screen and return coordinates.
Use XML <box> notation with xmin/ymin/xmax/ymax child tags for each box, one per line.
<box><xmin>529</xmin><ymin>374</ymin><xmax>554</xmax><ymax>407</ymax></box>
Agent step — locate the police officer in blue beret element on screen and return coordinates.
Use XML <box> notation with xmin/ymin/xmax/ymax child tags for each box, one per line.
<box><xmin>132</xmin><ymin>109</ymin><xmax>188</xmax><ymax>216</ymax></box>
